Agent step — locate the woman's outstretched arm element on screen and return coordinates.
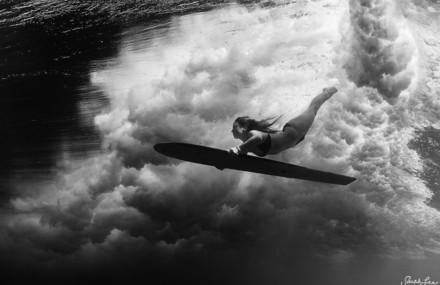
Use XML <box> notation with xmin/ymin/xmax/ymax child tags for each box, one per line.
<box><xmin>229</xmin><ymin>131</ymin><xmax>263</xmax><ymax>154</ymax></box>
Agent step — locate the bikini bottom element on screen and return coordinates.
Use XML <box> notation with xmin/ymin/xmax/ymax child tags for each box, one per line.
<box><xmin>283</xmin><ymin>123</ymin><xmax>305</xmax><ymax>146</ymax></box>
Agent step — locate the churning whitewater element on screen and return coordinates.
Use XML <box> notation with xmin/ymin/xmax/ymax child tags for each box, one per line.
<box><xmin>2</xmin><ymin>0</ymin><xmax>440</xmax><ymax>284</ymax></box>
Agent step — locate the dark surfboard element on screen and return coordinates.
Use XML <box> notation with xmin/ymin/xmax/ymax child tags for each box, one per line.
<box><xmin>154</xmin><ymin>142</ymin><xmax>356</xmax><ymax>185</ymax></box>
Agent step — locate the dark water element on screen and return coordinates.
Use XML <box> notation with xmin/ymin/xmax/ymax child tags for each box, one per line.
<box><xmin>410</xmin><ymin>127</ymin><xmax>440</xmax><ymax>208</ymax></box>
<box><xmin>0</xmin><ymin>11</ymin><xmax>117</xmax><ymax>201</ymax></box>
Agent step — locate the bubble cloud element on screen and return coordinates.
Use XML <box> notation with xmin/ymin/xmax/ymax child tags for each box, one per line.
<box><xmin>344</xmin><ymin>0</ymin><xmax>418</xmax><ymax>101</ymax></box>
<box><xmin>2</xmin><ymin>1</ymin><xmax>440</xmax><ymax>284</ymax></box>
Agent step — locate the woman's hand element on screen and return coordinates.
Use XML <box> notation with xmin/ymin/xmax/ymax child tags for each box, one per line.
<box><xmin>228</xmin><ymin>146</ymin><xmax>244</xmax><ymax>155</ymax></box>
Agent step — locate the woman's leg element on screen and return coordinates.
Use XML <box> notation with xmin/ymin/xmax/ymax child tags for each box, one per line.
<box><xmin>284</xmin><ymin>87</ymin><xmax>337</xmax><ymax>136</ymax></box>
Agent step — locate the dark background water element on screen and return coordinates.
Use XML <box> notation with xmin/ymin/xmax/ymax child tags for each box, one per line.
<box><xmin>1</xmin><ymin>0</ymin><xmax>270</xmax><ymax>202</ymax></box>
<box><xmin>410</xmin><ymin>127</ymin><xmax>440</xmax><ymax>208</ymax></box>
<box><xmin>1</xmin><ymin>3</ymin><xmax>116</xmax><ymax>201</ymax></box>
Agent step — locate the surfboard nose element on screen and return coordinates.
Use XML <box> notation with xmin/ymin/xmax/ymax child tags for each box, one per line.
<box><xmin>153</xmin><ymin>143</ymin><xmax>170</xmax><ymax>155</ymax></box>
<box><xmin>154</xmin><ymin>142</ymin><xmax>186</xmax><ymax>158</ymax></box>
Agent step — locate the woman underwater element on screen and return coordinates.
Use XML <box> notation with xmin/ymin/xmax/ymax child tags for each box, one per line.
<box><xmin>229</xmin><ymin>87</ymin><xmax>338</xmax><ymax>157</ymax></box>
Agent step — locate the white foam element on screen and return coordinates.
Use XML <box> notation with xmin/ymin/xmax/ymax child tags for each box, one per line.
<box><xmin>4</xmin><ymin>0</ymin><xmax>440</xmax><ymax>270</ymax></box>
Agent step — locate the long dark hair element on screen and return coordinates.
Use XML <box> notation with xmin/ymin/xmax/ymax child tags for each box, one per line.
<box><xmin>234</xmin><ymin>116</ymin><xmax>281</xmax><ymax>134</ymax></box>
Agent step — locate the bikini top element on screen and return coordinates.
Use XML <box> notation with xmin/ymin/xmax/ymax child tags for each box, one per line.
<box><xmin>256</xmin><ymin>134</ymin><xmax>271</xmax><ymax>157</ymax></box>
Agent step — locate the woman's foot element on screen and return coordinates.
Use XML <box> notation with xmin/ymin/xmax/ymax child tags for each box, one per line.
<box><xmin>320</xmin><ymin>87</ymin><xmax>338</xmax><ymax>102</ymax></box>
<box><xmin>322</xmin><ymin>87</ymin><xmax>338</xmax><ymax>96</ymax></box>
<box><xmin>309</xmin><ymin>87</ymin><xmax>338</xmax><ymax>113</ymax></box>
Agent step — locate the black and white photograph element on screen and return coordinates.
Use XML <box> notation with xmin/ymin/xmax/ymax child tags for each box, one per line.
<box><xmin>1</xmin><ymin>0</ymin><xmax>440</xmax><ymax>284</ymax></box>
